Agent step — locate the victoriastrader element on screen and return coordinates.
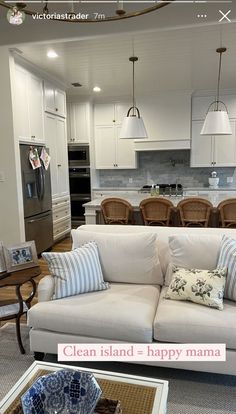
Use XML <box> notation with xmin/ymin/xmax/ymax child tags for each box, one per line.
<box><xmin>31</xmin><ymin>13</ymin><xmax>86</xmax><ymax>20</ymax></box>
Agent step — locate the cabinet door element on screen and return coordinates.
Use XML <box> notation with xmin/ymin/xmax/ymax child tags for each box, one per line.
<box><xmin>55</xmin><ymin>88</ymin><xmax>66</xmax><ymax>118</ymax></box>
<box><xmin>192</xmin><ymin>96</ymin><xmax>215</xmax><ymax>121</ymax></box>
<box><xmin>56</xmin><ymin>118</ymin><xmax>69</xmax><ymax>196</ymax></box>
<box><xmin>44</xmin><ymin>81</ymin><xmax>55</xmax><ymax>114</ymax></box>
<box><xmin>14</xmin><ymin>65</ymin><xmax>30</xmax><ymax>141</ymax></box>
<box><xmin>115</xmin><ymin>103</ymin><xmax>129</xmax><ymax>124</ymax></box>
<box><xmin>44</xmin><ymin>114</ymin><xmax>59</xmax><ymax>198</ymax></box>
<box><xmin>214</xmin><ymin>121</ymin><xmax>236</xmax><ymax>166</ymax></box>
<box><xmin>191</xmin><ymin>121</ymin><xmax>212</xmax><ymax>167</ymax></box>
<box><xmin>94</xmin><ymin>104</ymin><xmax>115</xmax><ymax>125</ymax></box>
<box><xmin>95</xmin><ymin>126</ymin><xmax>116</xmax><ymax>168</ymax></box>
<box><xmin>116</xmin><ymin>126</ymin><xmax>137</xmax><ymax>169</ymax></box>
<box><xmin>68</xmin><ymin>102</ymin><xmax>89</xmax><ymax>143</ymax></box>
<box><xmin>28</xmin><ymin>74</ymin><xmax>44</xmax><ymax>143</ymax></box>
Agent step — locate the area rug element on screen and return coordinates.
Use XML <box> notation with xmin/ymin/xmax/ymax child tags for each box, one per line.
<box><xmin>1</xmin><ymin>323</ymin><xmax>236</xmax><ymax>413</ymax></box>
<box><xmin>0</xmin><ymin>323</ymin><xmax>34</xmax><ymax>401</ymax></box>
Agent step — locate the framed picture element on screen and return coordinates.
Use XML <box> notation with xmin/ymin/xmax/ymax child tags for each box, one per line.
<box><xmin>0</xmin><ymin>241</ymin><xmax>6</xmax><ymax>273</ymax></box>
<box><xmin>4</xmin><ymin>241</ymin><xmax>38</xmax><ymax>272</ymax></box>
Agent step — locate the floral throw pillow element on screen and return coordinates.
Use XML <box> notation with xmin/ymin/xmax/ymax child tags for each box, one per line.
<box><xmin>164</xmin><ymin>266</ymin><xmax>227</xmax><ymax>310</ymax></box>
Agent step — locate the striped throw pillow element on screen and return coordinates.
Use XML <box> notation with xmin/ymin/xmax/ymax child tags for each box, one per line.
<box><xmin>42</xmin><ymin>242</ymin><xmax>109</xmax><ymax>299</ymax></box>
<box><xmin>217</xmin><ymin>235</ymin><xmax>236</xmax><ymax>301</ymax></box>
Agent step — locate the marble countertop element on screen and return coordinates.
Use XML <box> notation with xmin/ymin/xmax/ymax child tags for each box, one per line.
<box><xmin>92</xmin><ymin>187</ymin><xmax>236</xmax><ymax>192</ymax></box>
<box><xmin>84</xmin><ymin>193</ymin><xmax>236</xmax><ymax>209</ymax></box>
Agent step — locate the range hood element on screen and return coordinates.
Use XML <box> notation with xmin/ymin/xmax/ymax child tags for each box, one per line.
<box><xmin>134</xmin><ymin>139</ymin><xmax>190</xmax><ymax>151</ymax></box>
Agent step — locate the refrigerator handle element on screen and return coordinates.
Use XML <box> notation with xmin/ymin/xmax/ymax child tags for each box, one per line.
<box><xmin>35</xmin><ymin>168</ymin><xmax>41</xmax><ymax>200</ymax></box>
<box><xmin>40</xmin><ymin>167</ymin><xmax>45</xmax><ymax>200</ymax></box>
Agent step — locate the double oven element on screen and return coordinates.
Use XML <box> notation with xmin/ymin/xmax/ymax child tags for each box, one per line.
<box><xmin>68</xmin><ymin>145</ymin><xmax>91</xmax><ymax>227</ymax></box>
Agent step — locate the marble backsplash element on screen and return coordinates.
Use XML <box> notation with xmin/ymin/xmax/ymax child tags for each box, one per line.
<box><xmin>99</xmin><ymin>150</ymin><xmax>236</xmax><ymax>188</ymax></box>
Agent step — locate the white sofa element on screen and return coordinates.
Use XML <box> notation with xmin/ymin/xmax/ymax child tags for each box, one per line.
<box><xmin>28</xmin><ymin>225</ymin><xmax>236</xmax><ymax>375</ymax></box>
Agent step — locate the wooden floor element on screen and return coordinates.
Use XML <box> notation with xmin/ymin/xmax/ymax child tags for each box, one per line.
<box><xmin>0</xmin><ymin>237</ymin><xmax>72</xmax><ymax>326</ymax></box>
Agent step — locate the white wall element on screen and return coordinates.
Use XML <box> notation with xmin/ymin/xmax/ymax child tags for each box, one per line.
<box><xmin>0</xmin><ymin>47</ymin><xmax>22</xmax><ymax>245</ymax></box>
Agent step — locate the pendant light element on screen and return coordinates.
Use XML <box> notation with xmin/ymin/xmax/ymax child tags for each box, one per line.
<box><xmin>201</xmin><ymin>47</ymin><xmax>232</xmax><ymax>135</ymax></box>
<box><xmin>120</xmin><ymin>56</ymin><xmax>148</xmax><ymax>139</ymax></box>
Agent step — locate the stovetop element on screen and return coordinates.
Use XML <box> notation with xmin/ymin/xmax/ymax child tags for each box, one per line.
<box><xmin>140</xmin><ymin>184</ymin><xmax>183</xmax><ymax>195</ymax></box>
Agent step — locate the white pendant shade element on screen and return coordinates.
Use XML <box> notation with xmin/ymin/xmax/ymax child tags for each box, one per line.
<box><xmin>119</xmin><ymin>116</ymin><xmax>148</xmax><ymax>139</ymax></box>
<box><xmin>200</xmin><ymin>110</ymin><xmax>232</xmax><ymax>135</ymax></box>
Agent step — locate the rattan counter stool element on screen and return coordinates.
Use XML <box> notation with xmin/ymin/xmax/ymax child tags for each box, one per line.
<box><xmin>101</xmin><ymin>197</ymin><xmax>134</xmax><ymax>225</ymax></box>
<box><xmin>177</xmin><ymin>197</ymin><xmax>213</xmax><ymax>227</ymax></box>
<box><xmin>139</xmin><ymin>198</ymin><xmax>174</xmax><ymax>226</ymax></box>
<box><xmin>217</xmin><ymin>198</ymin><xmax>236</xmax><ymax>228</ymax></box>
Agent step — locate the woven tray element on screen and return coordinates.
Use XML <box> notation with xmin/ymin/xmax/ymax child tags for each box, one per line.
<box><xmin>4</xmin><ymin>369</ymin><xmax>156</xmax><ymax>414</ymax></box>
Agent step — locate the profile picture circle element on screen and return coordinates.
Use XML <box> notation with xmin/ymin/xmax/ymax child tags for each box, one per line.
<box><xmin>7</xmin><ymin>7</ymin><xmax>25</xmax><ymax>25</ymax></box>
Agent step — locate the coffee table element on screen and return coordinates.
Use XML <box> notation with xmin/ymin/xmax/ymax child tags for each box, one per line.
<box><xmin>0</xmin><ymin>361</ymin><xmax>168</xmax><ymax>414</ymax></box>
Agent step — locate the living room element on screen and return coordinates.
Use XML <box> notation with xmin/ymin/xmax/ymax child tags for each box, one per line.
<box><xmin>0</xmin><ymin>1</ymin><xmax>236</xmax><ymax>413</ymax></box>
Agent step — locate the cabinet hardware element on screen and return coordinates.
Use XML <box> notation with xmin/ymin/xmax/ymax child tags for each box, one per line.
<box><xmin>55</xmin><ymin>108</ymin><xmax>58</xmax><ymax>112</ymax></box>
<box><xmin>57</xmin><ymin>164</ymin><xmax>62</xmax><ymax>167</ymax></box>
<box><xmin>31</xmin><ymin>135</ymin><xmax>36</xmax><ymax>139</ymax></box>
<box><xmin>113</xmin><ymin>120</ymin><xmax>116</xmax><ymax>123</ymax></box>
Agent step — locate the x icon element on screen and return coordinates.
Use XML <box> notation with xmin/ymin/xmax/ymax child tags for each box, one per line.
<box><xmin>219</xmin><ymin>10</ymin><xmax>231</xmax><ymax>22</ymax></box>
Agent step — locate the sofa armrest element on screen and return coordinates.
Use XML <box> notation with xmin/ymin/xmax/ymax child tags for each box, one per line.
<box><xmin>38</xmin><ymin>275</ymin><xmax>55</xmax><ymax>302</ymax></box>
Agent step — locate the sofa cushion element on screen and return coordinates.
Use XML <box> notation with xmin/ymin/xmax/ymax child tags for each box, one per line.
<box><xmin>164</xmin><ymin>266</ymin><xmax>227</xmax><ymax>310</ymax></box>
<box><xmin>28</xmin><ymin>284</ymin><xmax>160</xmax><ymax>343</ymax></box>
<box><xmin>71</xmin><ymin>230</ymin><xmax>163</xmax><ymax>285</ymax></box>
<box><xmin>217</xmin><ymin>235</ymin><xmax>236</xmax><ymax>301</ymax></box>
<box><xmin>165</xmin><ymin>234</ymin><xmax>222</xmax><ymax>285</ymax></box>
<box><xmin>42</xmin><ymin>242</ymin><xmax>109</xmax><ymax>299</ymax></box>
<box><xmin>79</xmin><ymin>225</ymin><xmax>236</xmax><ymax>279</ymax></box>
<box><xmin>154</xmin><ymin>286</ymin><xmax>236</xmax><ymax>349</ymax></box>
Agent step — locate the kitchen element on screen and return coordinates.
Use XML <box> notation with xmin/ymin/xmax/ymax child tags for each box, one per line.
<box><xmin>1</xmin><ymin>14</ymin><xmax>236</xmax><ymax>248</ymax></box>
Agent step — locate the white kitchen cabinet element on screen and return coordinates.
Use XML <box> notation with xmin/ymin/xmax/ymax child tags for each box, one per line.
<box><xmin>14</xmin><ymin>65</ymin><xmax>44</xmax><ymax>143</ymax></box>
<box><xmin>28</xmin><ymin>74</ymin><xmax>44</xmax><ymax>143</ymax></box>
<box><xmin>67</xmin><ymin>102</ymin><xmax>90</xmax><ymax>143</ymax></box>
<box><xmin>94</xmin><ymin>102</ymin><xmax>128</xmax><ymax>126</ymax></box>
<box><xmin>95</xmin><ymin>125</ymin><xmax>137</xmax><ymax>169</ymax></box>
<box><xmin>44</xmin><ymin>80</ymin><xmax>66</xmax><ymax>118</ymax></box>
<box><xmin>44</xmin><ymin>113</ymin><xmax>69</xmax><ymax>198</ymax></box>
<box><xmin>94</xmin><ymin>102</ymin><xmax>136</xmax><ymax>169</ymax></box>
<box><xmin>52</xmin><ymin>196</ymin><xmax>71</xmax><ymax>241</ymax></box>
<box><xmin>192</xmin><ymin>95</ymin><xmax>236</xmax><ymax>120</ymax></box>
<box><xmin>191</xmin><ymin>120</ymin><xmax>236</xmax><ymax>167</ymax></box>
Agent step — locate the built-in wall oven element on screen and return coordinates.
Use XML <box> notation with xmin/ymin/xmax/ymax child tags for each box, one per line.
<box><xmin>68</xmin><ymin>145</ymin><xmax>91</xmax><ymax>227</ymax></box>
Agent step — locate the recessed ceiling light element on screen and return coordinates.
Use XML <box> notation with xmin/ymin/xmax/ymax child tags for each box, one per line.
<box><xmin>93</xmin><ymin>86</ymin><xmax>101</xmax><ymax>92</ymax></box>
<box><xmin>47</xmin><ymin>50</ymin><xmax>58</xmax><ymax>59</ymax></box>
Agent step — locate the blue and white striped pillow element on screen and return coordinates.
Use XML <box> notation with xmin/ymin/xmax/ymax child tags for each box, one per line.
<box><xmin>217</xmin><ymin>235</ymin><xmax>236</xmax><ymax>301</ymax></box>
<box><xmin>42</xmin><ymin>242</ymin><xmax>109</xmax><ymax>299</ymax></box>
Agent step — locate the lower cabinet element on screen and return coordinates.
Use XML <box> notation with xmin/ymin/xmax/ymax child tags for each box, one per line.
<box><xmin>52</xmin><ymin>196</ymin><xmax>71</xmax><ymax>241</ymax></box>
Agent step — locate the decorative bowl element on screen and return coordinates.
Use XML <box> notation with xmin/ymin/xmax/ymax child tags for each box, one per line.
<box><xmin>21</xmin><ymin>369</ymin><xmax>102</xmax><ymax>414</ymax></box>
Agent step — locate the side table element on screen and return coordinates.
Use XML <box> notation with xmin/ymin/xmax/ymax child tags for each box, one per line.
<box><xmin>0</xmin><ymin>266</ymin><xmax>41</xmax><ymax>354</ymax></box>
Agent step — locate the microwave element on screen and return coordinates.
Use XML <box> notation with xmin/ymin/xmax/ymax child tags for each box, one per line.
<box><xmin>68</xmin><ymin>145</ymin><xmax>90</xmax><ymax>167</ymax></box>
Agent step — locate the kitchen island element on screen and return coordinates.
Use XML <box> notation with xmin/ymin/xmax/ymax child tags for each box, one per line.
<box><xmin>83</xmin><ymin>192</ymin><xmax>236</xmax><ymax>225</ymax></box>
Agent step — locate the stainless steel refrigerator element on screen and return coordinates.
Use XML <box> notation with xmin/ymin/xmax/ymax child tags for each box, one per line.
<box><xmin>20</xmin><ymin>144</ymin><xmax>53</xmax><ymax>254</ymax></box>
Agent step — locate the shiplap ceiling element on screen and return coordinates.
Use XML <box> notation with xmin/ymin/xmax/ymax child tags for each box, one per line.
<box><xmin>16</xmin><ymin>22</ymin><xmax>236</xmax><ymax>97</ymax></box>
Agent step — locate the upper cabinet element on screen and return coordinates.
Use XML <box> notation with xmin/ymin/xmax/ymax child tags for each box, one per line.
<box><xmin>191</xmin><ymin>120</ymin><xmax>236</xmax><ymax>167</ymax></box>
<box><xmin>67</xmin><ymin>102</ymin><xmax>91</xmax><ymax>143</ymax></box>
<box><xmin>191</xmin><ymin>95</ymin><xmax>236</xmax><ymax>167</ymax></box>
<box><xmin>14</xmin><ymin>64</ymin><xmax>44</xmax><ymax>143</ymax></box>
<box><xmin>192</xmin><ymin>95</ymin><xmax>236</xmax><ymax>120</ymax></box>
<box><xmin>44</xmin><ymin>80</ymin><xmax>66</xmax><ymax>118</ymax></box>
<box><xmin>94</xmin><ymin>103</ymin><xmax>128</xmax><ymax>126</ymax></box>
<box><xmin>94</xmin><ymin>102</ymin><xmax>137</xmax><ymax>169</ymax></box>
